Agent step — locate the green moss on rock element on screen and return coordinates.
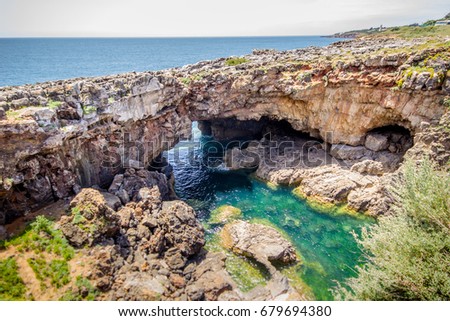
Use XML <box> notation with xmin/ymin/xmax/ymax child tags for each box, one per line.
<box><xmin>208</xmin><ymin>205</ymin><xmax>242</xmax><ymax>225</ymax></box>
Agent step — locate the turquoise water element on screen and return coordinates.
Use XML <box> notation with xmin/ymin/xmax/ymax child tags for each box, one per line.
<box><xmin>165</xmin><ymin>123</ymin><xmax>374</xmax><ymax>300</ymax></box>
<box><xmin>0</xmin><ymin>36</ymin><xmax>340</xmax><ymax>87</ymax></box>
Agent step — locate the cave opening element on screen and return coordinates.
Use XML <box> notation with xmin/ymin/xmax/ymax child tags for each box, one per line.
<box><xmin>197</xmin><ymin>116</ymin><xmax>320</xmax><ymax>143</ymax></box>
<box><xmin>365</xmin><ymin>124</ymin><xmax>413</xmax><ymax>154</ymax></box>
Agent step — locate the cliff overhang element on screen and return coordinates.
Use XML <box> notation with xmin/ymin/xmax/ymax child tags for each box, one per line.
<box><xmin>0</xmin><ymin>37</ymin><xmax>449</xmax><ymax>222</ymax></box>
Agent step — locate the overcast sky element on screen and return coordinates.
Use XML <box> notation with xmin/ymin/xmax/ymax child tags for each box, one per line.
<box><xmin>0</xmin><ymin>0</ymin><xmax>448</xmax><ymax>37</ymax></box>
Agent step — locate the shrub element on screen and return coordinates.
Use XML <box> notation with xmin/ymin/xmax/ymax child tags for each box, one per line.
<box><xmin>225</xmin><ymin>57</ymin><xmax>249</xmax><ymax>66</ymax></box>
<box><xmin>0</xmin><ymin>258</ymin><xmax>27</xmax><ymax>300</ymax></box>
<box><xmin>335</xmin><ymin>159</ymin><xmax>450</xmax><ymax>300</ymax></box>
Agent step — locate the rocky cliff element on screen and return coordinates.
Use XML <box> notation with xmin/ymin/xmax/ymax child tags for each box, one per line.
<box><xmin>1</xmin><ymin>36</ymin><xmax>449</xmax><ymax>302</ymax></box>
<box><xmin>0</xmin><ymin>37</ymin><xmax>449</xmax><ymax>222</ymax></box>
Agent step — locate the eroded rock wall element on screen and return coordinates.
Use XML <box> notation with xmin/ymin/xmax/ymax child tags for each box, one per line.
<box><xmin>0</xmin><ymin>37</ymin><xmax>449</xmax><ymax>220</ymax></box>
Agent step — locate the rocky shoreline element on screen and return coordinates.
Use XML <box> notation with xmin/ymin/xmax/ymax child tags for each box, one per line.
<box><xmin>1</xmin><ymin>36</ymin><xmax>449</xmax><ymax>300</ymax></box>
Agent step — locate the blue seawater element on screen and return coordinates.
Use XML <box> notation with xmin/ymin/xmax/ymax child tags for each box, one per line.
<box><xmin>0</xmin><ymin>36</ymin><xmax>339</xmax><ymax>87</ymax></box>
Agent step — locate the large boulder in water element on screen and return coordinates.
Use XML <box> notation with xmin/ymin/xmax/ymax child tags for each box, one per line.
<box><xmin>221</xmin><ymin>220</ymin><xmax>297</xmax><ymax>271</ymax></box>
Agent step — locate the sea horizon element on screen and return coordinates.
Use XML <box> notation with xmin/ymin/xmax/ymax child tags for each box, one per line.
<box><xmin>0</xmin><ymin>36</ymin><xmax>341</xmax><ymax>87</ymax></box>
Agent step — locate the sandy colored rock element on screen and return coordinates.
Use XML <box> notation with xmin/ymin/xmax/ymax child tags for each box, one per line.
<box><xmin>221</xmin><ymin>220</ymin><xmax>297</xmax><ymax>266</ymax></box>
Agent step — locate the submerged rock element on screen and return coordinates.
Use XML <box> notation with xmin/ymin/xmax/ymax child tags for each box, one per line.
<box><xmin>208</xmin><ymin>205</ymin><xmax>242</xmax><ymax>225</ymax></box>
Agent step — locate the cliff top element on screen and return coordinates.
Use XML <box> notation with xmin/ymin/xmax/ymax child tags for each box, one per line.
<box><xmin>332</xmin><ymin>13</ymin><xmax>450</xmax><ymax>39</ymax></box>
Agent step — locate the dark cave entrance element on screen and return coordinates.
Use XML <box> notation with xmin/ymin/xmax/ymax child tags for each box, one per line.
<box><xmin>365</xmin><ymin>125</ymin><xmax>413</xmax><ymax>153</ymax></box>
<box><xmin>197</xmin><ymin>116</ymin><xmax>320</xmax><ymax>142</ymax></box>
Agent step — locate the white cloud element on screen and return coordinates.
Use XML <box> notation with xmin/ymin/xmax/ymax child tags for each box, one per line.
<box><xmin>0</xmin><ymin>0</ymin><xmax>448</xmax><ymax>37</ymax></box>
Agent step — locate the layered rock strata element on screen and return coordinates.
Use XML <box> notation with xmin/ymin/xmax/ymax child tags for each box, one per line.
<box><xmin>1</xmin><ymin>38</ymin><xmax>448</xmax><ymax>220</ymax></box>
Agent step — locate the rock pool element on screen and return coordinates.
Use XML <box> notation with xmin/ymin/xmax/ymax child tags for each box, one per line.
<box><xmin>164</xmin><ymin>123</ymin><xmax>374</xmax><ymax>300</ymax></box>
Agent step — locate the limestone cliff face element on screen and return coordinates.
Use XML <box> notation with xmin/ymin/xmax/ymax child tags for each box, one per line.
<box><xmin>0</xmin><ymin>75</ymin><xmax>191</xmax><ymax>220</ymax></box>
<box><xmin>0</xmin><ymin>37</ymin><xmax>449</xmax><ymax>221</ymax></box>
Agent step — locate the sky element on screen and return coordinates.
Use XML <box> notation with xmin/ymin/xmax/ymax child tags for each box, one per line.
<box><xmin>0</xmin><ymin>0</ymin><xmax>448</xmax><ymax>37</ymax></box>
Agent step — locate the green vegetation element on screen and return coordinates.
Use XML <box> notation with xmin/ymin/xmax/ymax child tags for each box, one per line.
<box><xmin>0</xmin><ymin>257</ymin><xmax>27</xmax><ymax>300</ymax></box>
<box><xmin>336</xmin><ymin>159</ymin><xmax>450</xmax><ymax>300</ymax></box>
<box><xmin>70</xmin><ymin>206</ymin><xmax>98</xmax><ymax>235</ymax></box>
<box><xmin>335</xmin><ymin>12</ymin><xmax>450</xmax><ymax>39</ymax></box>
<box><xmin>5</xmin><ymin>109</ymin><xmax>24</xmax><ymax>119</ymax></box>
<box><xmin>374</xmin><ymin>25</ymin><xmax>450</xmax><ymax>39</ymax></box>
<box><xmin>181</xmin><ymin>77</ymin><xmax>191</xmax><ymax>85</ymax></box>
<box><xmin>82</xmin><ymin>105</ymin><xmax>97</xmax><ymax>115</ymax></box>
<box><xmin>297</xmin><ymin>71</ymin><xmax>312</xmax><ymax>82</ymax></box>
<box><xmin>208</xmin><ymin>205</ymin><xmax>242</xmax><ymax>225</ymax></box>
<box><xmin>442</xmin><ymin>97</ymin><xmax>450</xmax><ymax>109</ymax></box>
<box><xmin>47</xmin><ymin>99</ymin><xmax>62</xmax><ymax>109</ymax></box>
<box><xmin>4</xmin><ymin>216</ymin><xmax>74</xmax><ymax>261</ymax></box>
<box><xmin>59</xmin><ymin>276</ymin><xmax>98</xmax><ymax>301</ymax></box>
<box><xmin>225</xmin><ymin>254</ymin><xmax>269</xmax><ymax>292</ymax></box>
<box><xmin>225</xmin><ymin>57</ymin><xmax>249</xmax><ymax>66</ymax></box>
<box><xmin>28</xmin><ymin>256</ymin><xmax>70</xmax><ymax>289</ymax></box>
<box><xmin>108</xmin><ymin>97</ymin><xmax>115</xmax><ymax>104</ymax></box>
<box><xmin>404</xmin><ymin>66</ymin><xmax>436</xmax><ymax>78</ymax></box>
<box><xmin>396</xmin><ymin>64</ymin><xmax>447</xmax><ymax>89</ymax></box>
<box><xmin>2</xmin><ymin>216</ymin><xmax>74</xmax><ymax>291</ymax></box>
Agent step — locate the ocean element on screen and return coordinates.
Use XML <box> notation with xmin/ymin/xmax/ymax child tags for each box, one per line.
<box><xmin>0</xmin><ymin>36</ymin><xmax>339</xmax><ymax>87</ymax></box>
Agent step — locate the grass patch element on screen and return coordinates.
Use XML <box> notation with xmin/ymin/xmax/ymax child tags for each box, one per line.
<box><xmin>82</xmin><ymin>105</ymin><xmax>97</xmax><ymax>115</ymax></box>
<box><xmin>47</xmin><ymin>99</ymin><xmax>62</xmax><ymax>109</ymax></box>
<box><xmin>347</xmin><ymin>25</ymin><xmax>450</xmax><ymax>39</ymax></box>
<box><xmin>5</xmin><ymin>216</ymin><xmax>75</xmax><ymax>261</ymax></box>
<box><xmin>375</xmin><ymin>25</ymin><xmax>450</xmax><ymax>39</ymax></box>
<box><xmin>5</xmin><ymin>109</ymin><xmax>24</xmax><ymax>119</ymax></box>
<box><xmin>28</xmin><ymin>256</ymin><xmax>71</xmax><ymax>289</ymax></box>
<box><xmin>180</xmin><ymin>77</ymin><xmax>191</xmax><ymax>85</ymax></box>
<box><xmin>225</xmin><ymin>57</ymin><xmax>249</xmax><ymax>66</ymax></box>
<box><xmin>0</xmin><ymin>257</ymin><xmax>27</xmax><ymax>300</ymax></box>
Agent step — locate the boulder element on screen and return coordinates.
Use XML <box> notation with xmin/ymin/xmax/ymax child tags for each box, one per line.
<box><xmin>186</xmin><ymin>252</ymin><xmax>238</xmax><ymax>301</ymax></box>
<box><xmin>159</xmin><ymin>200</ymin><xmax>205</xmax><ymax>257</ymax></box>
<box><xmin>351</xmin><ymin>159</ymin><xmax>384</xmax><ymax>176</ymax></box>
<box><xmin>60</xmin><ymin>188</ymin><xmax>120</xmax><ymax>247</ymax></box>
<box><xmin>221</xmin><ymin>220</ymin><xmax>297</xmax><ymax>271</ymax></box>
<box><xmin>365</xmin><ymin>133</ymin><xmax>389</xmax><ymax>151</ymax></box>
<box><xmin>100</xmin><ymin>191</ymin><xmax>122</xmax><ymax>210</ymax></box>
<box><xmin>108</xmin><ymin>169</ymin><xmax>171</xmax><ymax>202</ymax></box>
<box><xmin>330</xmin><ymin>144</ymin><xmax>371</xmax><ymax>160</ymax></box>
